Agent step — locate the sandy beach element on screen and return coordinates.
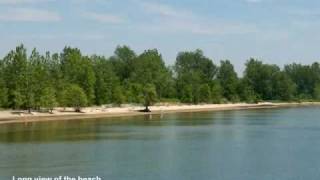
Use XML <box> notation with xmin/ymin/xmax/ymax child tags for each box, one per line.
<box><xmin>0</xmin><ymin>102</ymin><xmax>319</xmax><ymax>125</ymax></box>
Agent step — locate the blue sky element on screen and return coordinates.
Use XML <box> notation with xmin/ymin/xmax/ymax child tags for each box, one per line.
<box><xmin>0</xmin><ymin>0</ymin><xmax>319</xmax><ymax>73</ymax></box>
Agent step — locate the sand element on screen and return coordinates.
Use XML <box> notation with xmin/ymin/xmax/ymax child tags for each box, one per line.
<box><xmin>0</xmin><ymin>102</ymin><xmax>319</xmax><ymax>125</ymax></box>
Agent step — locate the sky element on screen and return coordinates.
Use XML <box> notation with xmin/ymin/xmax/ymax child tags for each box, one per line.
<box><xmin>0</xmin><ymin>0</ymin><xmax>319</xmax><ymax>73</ymax></box>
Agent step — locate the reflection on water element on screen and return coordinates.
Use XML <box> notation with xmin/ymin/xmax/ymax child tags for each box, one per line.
<box><xmin>1</xmin><ymin>107</ymin><xmax>320</xmax><ymax>180</ymax></box>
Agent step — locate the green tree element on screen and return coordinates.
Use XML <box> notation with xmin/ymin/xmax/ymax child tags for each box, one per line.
<box><xmin>181</xmin><ymin>85</ymin><xmax>193</xmax><ymax>103</ymax></box>
<box><xmin>130</xmin><ymin>49</ymin><xmax>173</xmax><ymax>99</ymax></box>
<box><xmin>284</xmin><ymin>63</ymin><xmax>319</xmax><ymax>99</ymax></box>
<box><xmin>61</xmin><ymin>84</ymin><xmax>88</xmax><ymax>112</ymax></box>
<box><xmin>112</xmin><ymin>85</ymin><xmax>125</xmax><ymax>106</ymax></box>
<box><xmin>60</xmin><ymin>47</ymin><xmax>96</xmax><ymax>104</ymax></box>
<box><xmin>237</xmin><ymin>79</ymin><xmax>257</xmax><ymax>103</ymax></box>
<box><xmin>244</xmin><ymin>59</ymin><xmax>280</xmax><ymax>100</ymax></box>
<box><xmin>217</xmin><ymin>60</ymin><xmax>239</xmax><ymax>102</ymax></box>
<box><xmin>0</xmin><ymin>78</ymin><xmax>8</xmax><ymax>108</ymax></box>
<box><xmin>175</xmin><ymin>50</ymin><xmax>217</xmax><ymax>103</ymax></box>
<box><xmin>39</xmin><ymin>87</ymin><xmax>58</xmax><ymax>113</ymax></box>
<box><xmin>199</xmin><ymin>84</ymin><xmax>212</xmax><ymax>103</ymax></box>
<box><xmin>2</xmin><ymin>45</ymin><xmax>28</xmax><ymax>109</ymax></box>
<box><xmin>211</xmin><ymin>81</ymin><xmax>223</xmax><ymax>104</ymax></box>
<box><xmin>110</xmin><ymin>45</ymin><xmax>137</xmax><ymax>81</ymax></box>
<box><xmin>124</xmin><ymin>82</ymin><xmax>143</xmax><ymax>103</ymax></box>
<box><xmin>92</xmin><ymin>56</ymin><xmax>119</xmax><ymax>105</ymax></box>
<box><xmin>141</xmin><ymin>84</ymin><xmax>157</xmax><ymax>112</ymax></box>
<box><xmin>272</xmin><ymin>72</ymin><xmax>296</xmax><ymax>101</ymax></box>
<box><xmin>11</xmin><ymin>90</ymin><xmax>24</xmax><ymax>109</ymax></box>
<box><xmin>313</xmin><ymin>83</ymin><xmax>320</xmax><ymax>100</ymax></box>
<box><xmin>0</xmin><ymin>61</ymin><xmax>8</xmax><ymax>108</ymax></box>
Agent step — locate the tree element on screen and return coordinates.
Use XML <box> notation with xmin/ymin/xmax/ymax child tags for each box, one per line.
<box><xmin>92</xmin><ymin>56</ymin><xmax>119</xmax><ymax>105</ymax></box>
<box><xmin>0</xmin><ymin>62</ymin><xmax>8</xmax><ymax>108</ymax></box>
<box><xmin>0</xmin><ymin>78</ymin><xmax>8</xmax><ymax>108</ymax></box>
<box><xmin>244</xmin><ymin>59</ymin><xmax>280</xmax><ymax>100</ymax></box>
<box><xmin>211</xmin><ymin>81</ymin><xmax>223</xmax><ymax>104</ymax></box>
<box><xmin>175</xmin><ymin>50</ymin><xmax>217</xmax><ymax>103</ymax></box>
<box><xmin>110</xmin><ymin>45</ymin><xmax>137</xmax><ymax>81</ymax></box>
<box><xmin>2</xmin><ymin>45</ymin><xmax>28</xmax><ymax>109</ymax></box>
<box><xmin>199</xmin><ymin>84</ymin><xmax>212</xmax><ymax>103</ymax></box>
<box><xmin>124</xmin><ymin>82</ymin><xmax>143</xmax><ymax>103</ymax></box>
<box><xmin>26</xmin><ymin>48</ymin><xmax>50</xmax><ymax>111</ymax></box>
<box><xmin>60</xmin><ymin>47</ymin><xmax>96</xmax><ymax>104</ymax></box>
<box><xmin>11</xmin><ymin>90</ymin><xmax>24</xmax><ymax>110</ymax></box>
<box><xmin>2</xmin><ymin>44</ymin><xmax>320</xmax><ymax>110</ymax></box>
<box><xmin>61</xmin><ymin>85</ymin><xmax>88</xmax><ymax>112</ymax></box>
<box><xmin>141</xmin><ymin>84</ymin><xmax>157</xmax><ymax>112</ymax></box>
<box><xmin>284</xmin><ymin>63</ymin><xmax>319</xmax><ymax>99</ymax></box>
<box><xmin>313</xmin><ymin>83</ymin><xmax>320</xmax><ymax>100</ymax></box>
<box><xmin>130</xmin><ymin>49</ymin><xmax>173</xmax><ymax>99</ymax></box>
<box><xmin>39</xmin><ymin>87</ymin><xmax>58</xmax><ymax>113</ymax></box>
<box><xmin>272</xmin><ymin>72</ymin><xmax>296</xmax><ymax>101</ymax></box>
<box><xmin>217</xmin><ymin>60</ymin><xmax>239</xmax><ymax>102</ymax></box>
<box><xmin>181</xmin><ymin>85</ymin><xmax>193</xmax><ymax>103</ymax></box>
<box><xmin>112</xmin><ymin>85</ymin><xmax>125</xmax><ymax>106</ymax></box>
<box><xmin>237</xmin><ymin>79</ymin><xmax>258</xmax><ymax>103</ymax></box>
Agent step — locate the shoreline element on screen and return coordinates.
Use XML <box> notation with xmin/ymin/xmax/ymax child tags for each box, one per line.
<box><xmin>0</xmin><ymin>102</ymin><xmax>319</xmax><ymax>125</ymax></box>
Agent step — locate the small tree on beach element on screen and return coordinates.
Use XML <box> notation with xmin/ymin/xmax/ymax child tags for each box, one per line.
<box><xmin>61</xmin><ymin>84</ymin><xmax>88</xmax><ymax>112</ymax></box>
<box><xmin>141</xmin><ymin>84</ymin><xmax>157</xmax><ymax>112</ymax></box>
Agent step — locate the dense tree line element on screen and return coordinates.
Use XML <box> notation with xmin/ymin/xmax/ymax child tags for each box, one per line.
<box><xmin>0</xmin><ymin>44</ymin><xmax>319</xmax><ymax>112</ymax></box>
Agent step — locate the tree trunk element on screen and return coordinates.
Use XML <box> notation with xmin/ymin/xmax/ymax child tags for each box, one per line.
<box><xmin>143</xmin><ymin>105</ymin><xmax>151</xmax><ymax>112</ymax></box>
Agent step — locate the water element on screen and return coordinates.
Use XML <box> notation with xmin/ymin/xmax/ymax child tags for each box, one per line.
<box><xmin>1</xmin><ymin>106</ymin><xmax>320</xmax><ymax>180</ymax></box>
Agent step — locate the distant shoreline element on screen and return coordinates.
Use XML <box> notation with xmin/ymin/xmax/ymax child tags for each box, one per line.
<box><xmin>0</xmin><ymin>102</ymin><xmax>319</xmax><ymax>125</ymax></box>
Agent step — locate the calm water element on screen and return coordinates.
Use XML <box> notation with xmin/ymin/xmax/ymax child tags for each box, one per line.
<box><xmin>1</xmin><ymin>106</ymin><xmax>320</xmax><ymax>180</ymax></box>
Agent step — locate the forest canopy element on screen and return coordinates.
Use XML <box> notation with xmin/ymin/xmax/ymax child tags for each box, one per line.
<box><xmin>0</xmin><ymin>44</ymin><xmax>319</xmax><ymax>111</ymax></box>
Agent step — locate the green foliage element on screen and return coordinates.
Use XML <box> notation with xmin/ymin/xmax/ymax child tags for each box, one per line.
<box><xmin>1</xmin><ymin>44</ymin><xmax>320</xmax><ymax>112</ymax></box>
<box><xmin>112</xmin><ymin>85</ymin><xmax>125</xmax><ymax>106</ymax></box>
<box><xmin>244</xmin><ymin>59</ymin><xmax>280</xmax><ymax>100</ymax></box>
<box><xmin>313</xmin><ymin>84</ymin><xmax>320</xmax><ymax>100</ymax></box>
<box><xmin>124</xmin><ymin>82</ymin><xmax>143</xmax><ymax>103</ymax></box>
<box><xmin>211</xmin><ymin>81</ymin><xmax>223</xmax><ymax>104</ymax></box>
<box><xmin>217</xmin><ymin>60</ymin><xmax>239</xmax><ymax>102</ymax></box>
<box><xmin>0</xmin><ymin>63</ymin><xmax>8</xmax><ymax>107</ymax></box>
<box><xmin>0</xmin><ymin>84</ymin><xmax>8</xmax><ymax>108</ymax></box>
<box><xmin>175</xmin><ymin>50</ymin><xmax>217</xmax><ymax>104</ymax></box>
<box><xmin>111</xmin><ymin>45</ymin><xmax>136</xmax><ymax>81</ymax></box>
<box><xmin>199</xmin><ymin>84</ymin><xmax>212</xmax><ymax>103</ymax></box>
<box><xmin>237</xmin><ymin>79</ymin><xmax>258</xmax><ymax>103</ymax></box>
<box><xmin>272</xmin><ymin>72</ymin><xmax>296</xmax><ymax>101</ymax></box>
<box><xmin>130</xmin><ymin>49</ymin><xmax>173</xmax><ymax>99</ymax></box>
<box><xmin>142</xmin><ymin>84</ymin><xmax>157</xmax><ymax>111</ymax></box>
<box><xmin>92</xmin><ymin>56</ymin><xmax>118</xmax><ymax>105</ymax></box>
<box><xmin>60</xmin><ymin>47</ymin><xmax>96</xmax><ymax>105</ymax></box>
<box><xmin>11</xmin><ymin>90</ymin><xmax>24</xmax><ymax>109</ymax></box>
<box><xmin>39</xmin><ymin>87</ymin><xmax>58</xmax><ymax>112</ymax></box>
<box><xmin>180</xmin><ymin>85</ymin><xmax>193</xmax><ymax>103</ymax></box>
<box><xmin>61</xmin><ymin>84</ymin><xmax>88</xmax><ymax>112</ymax></box>
<box><xmin>2</xmin><ymin>45</ymin><xmax>28</xmax><ymax>109</ymax></box>
<box><xmin>285</xmin><ymin>63</ymin><xmax>320</xmax><ymax>99</ymax></box>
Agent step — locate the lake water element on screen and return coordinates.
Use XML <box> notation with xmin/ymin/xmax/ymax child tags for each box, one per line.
<box><xmin>1</xmin><ymin>106</ymin><xmax>320</xmax><ymax>180</ymax></box>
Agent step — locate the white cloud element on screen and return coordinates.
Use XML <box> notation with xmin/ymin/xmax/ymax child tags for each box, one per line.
<box><xmin>0</xmin><ymin>8</ymin><xmax>61</xmax><ymax>22</ymax></box>
<box><xmin>6</xmin><ymin>33</ymin><xmax>110</xmax><ymax>40</ymax></box>
<box><xmin>139</xmin><ymin>1</ymin><xmax>194</xmax><ymax>19</ymax></box>
<box><xmin>0</xmin><ymin>0</ymin><xmax>54</xmax><ymax>4</ymax></box>
<box><xmin>83</xmin><ymin>12</ymin><xmax>124</xmax><ymax>24</ymax></box>
<box><xmin>137</xmin><ymin>1</ymin><xmax>258</xmax><ymax>35</ymax></box>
